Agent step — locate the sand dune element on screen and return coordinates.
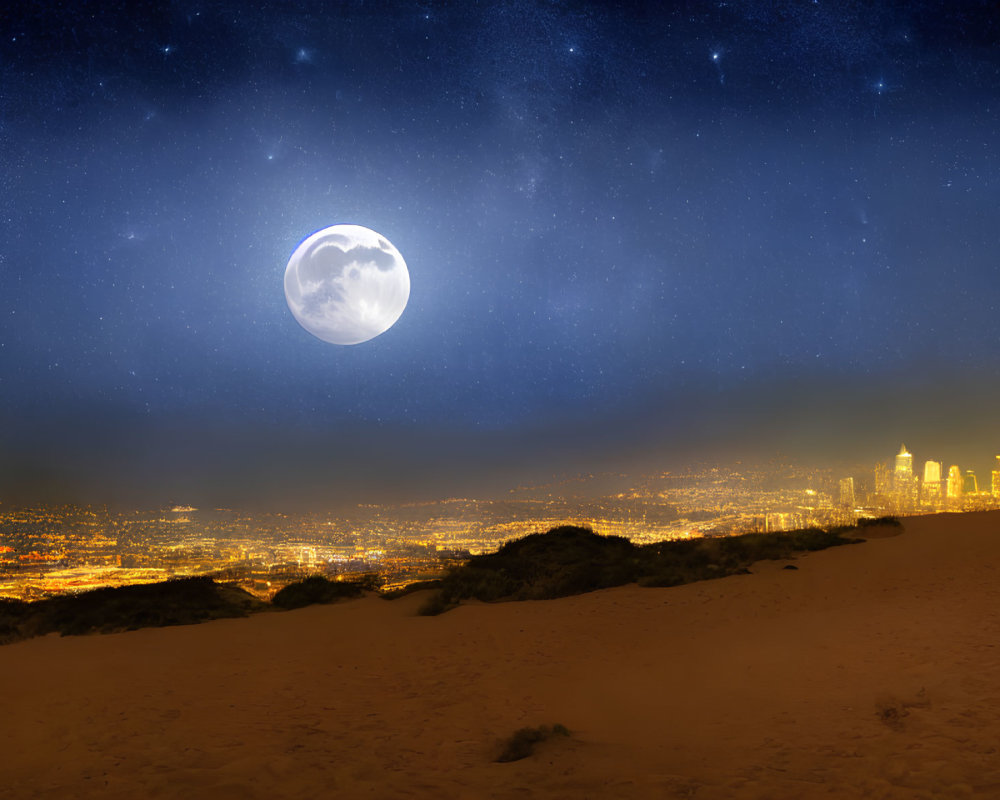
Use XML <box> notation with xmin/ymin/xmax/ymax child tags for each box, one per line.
<box><xmin>3</xmin><ymin>512</ymin><xmax>1000</xmax><ymax>799</ymax></box>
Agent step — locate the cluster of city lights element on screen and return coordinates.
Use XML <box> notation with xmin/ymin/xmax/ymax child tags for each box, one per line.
<box><xmin>2</xmin><ymin>446</ymin><xmax>999</xmax><ymax>602</ymax></box>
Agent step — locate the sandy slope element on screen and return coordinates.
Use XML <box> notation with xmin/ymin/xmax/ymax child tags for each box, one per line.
<box><xmin>3</xmin><ymin>512</ymin><xmax>1000</xmax><ymax>799</ymax></box>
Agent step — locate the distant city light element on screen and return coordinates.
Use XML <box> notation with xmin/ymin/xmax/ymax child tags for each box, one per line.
<box><xmin>3</xmin><ymin>444</ymin><xmax>998</xmax><ymax>602</ymax></box>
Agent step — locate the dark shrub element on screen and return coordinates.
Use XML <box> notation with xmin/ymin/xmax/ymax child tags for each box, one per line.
<box><xmin>496</xmin><ymin>724</ymin><xmax>570</xmax><ymax>762</ymax></box>
<box><xmin>417</xmin><ymin>591</ymin><xmax>453</xmax><ymax>616</ymax></box>
<box><xmin>0</xmin><ymin>598</ymin><xmax>29</xmax><ymax>644</ymax></box>
<box><xmin>442</xmin><ymin>566</ymin><xmax>519</xmax><ymax>603</ymax></box>
<box><xmin>1</xmin><ymin>577</ymin><xmax>266</xmax><ymax>643</ymax></box>
<box><xmin>271</xmin><ymin>575</ymin><xmax>366</xmax><ymax>610</ymax></box>
<box><xmin>858</xmin><ymin>516</ymin><xmax>902</xmax><ymax>527</ymax></box>
<box><xmin>423</xmin><ymin>522</ymin><xmax>863</xmax><ymax>613</ymax></box>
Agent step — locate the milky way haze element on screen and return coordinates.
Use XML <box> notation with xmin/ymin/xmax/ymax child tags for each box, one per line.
<box><xmin>1</xmin><ymin>1</ymin><xmax>998</xmax><ymax>507</ymax></box>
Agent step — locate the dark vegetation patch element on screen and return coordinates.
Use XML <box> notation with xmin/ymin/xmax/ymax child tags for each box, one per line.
<box><xmin>496</xmin><ymin>724</ymin><xmax>570</xmax><ymax>763</ymax></box>
<box><xmin>853</xmin><ymin>516</ymin><xmax>904</xmax><ymax>537</ymax></box>
<box><xmin>0</xmin><ymin>518</ymin><xmax>886</xmax><ymax>642</ymax></box>
<box><xmin>419</xmin><ymin>524</ymin><xmax>866</xmax><ymax>615</ymax></box>
<box><xmin>271</xmin><ymin>573</ymin><xmax>378</xmax><ymax>609</ymax></box>
<box><xmin>0</xmin><ymin>577</ymin><xmax>266</xmax><ymax>645</ymax></box>
<box><xmin>875</xmin><ymin>690</ymin><xmax>930</xmax><ymax>730</ymax></box>
<box><xmin>875</xmin><ymin>701</ymin><xmax>907</xmax><ymax>730</ymax></box>
<box><xmin>857</xmin><ymin>516</ymin><xmax>901</xmax><ymax>528</ymax></box>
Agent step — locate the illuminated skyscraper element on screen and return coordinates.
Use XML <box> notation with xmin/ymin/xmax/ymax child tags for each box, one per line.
<box><xmin>947</xmin><ymin>465</ymin><xmax>963</xmax><ymax>501</ymax></box>
<box><xmin>893</xmin><ymin>445</ymin><xmax>915</xmax><ymax>510</ymax></box>
<box><xmin>894</xmin><ymin>445</ymin><xmax>913</xmax><ymax>482</ymax></box>
<box><xmin>922</xmin><ymin>460</ymin><xmax>942</xmax><ymax>505</ymax></box>
<box><xmin>993</xmin><ymin>456</ymin><xmax>1000</xmax><ymax>499</ymax></box>
<box><xmin>964</xmin><ymin>470</ymin><xmax>979</xmax><ymax>494</ymax></box>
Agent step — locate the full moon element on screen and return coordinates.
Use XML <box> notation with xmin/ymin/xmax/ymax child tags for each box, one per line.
<box><xmin>284</xmin><ymin>224</ymin><xmax>410</xmax><ymax>345</ymax></box>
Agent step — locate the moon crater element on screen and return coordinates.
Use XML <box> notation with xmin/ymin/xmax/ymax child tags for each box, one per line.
<box><xmin>284</xmin><ymin>224</ymin><xmax>410</xmax><ymax>345</ymax></box>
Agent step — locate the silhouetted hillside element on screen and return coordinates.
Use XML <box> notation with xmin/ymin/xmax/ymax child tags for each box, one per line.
<box><xmin>0</xmin><ymin>577</ymin><xmax>266</xmax><ymax>645</ymax></box>
<box><xmin>271</xmin><ymin>574</ymin><xmax>378</xmax><ymax>609</ymax></box>
<box><xmin>0</xmin><ymin>520</ymin><xmax>894</xmax><ymax>640</ymax></box>
<box><xmin>419</xmin><ymin>524</ymin><xmax>870</xmax><ymax>614</ymax></box>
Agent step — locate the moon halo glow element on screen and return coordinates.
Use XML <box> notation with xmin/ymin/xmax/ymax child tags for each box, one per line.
<box><xmin>284</xmin><ymin>224</ymin><xmax>410</xmax><ymax>345</ymax></box>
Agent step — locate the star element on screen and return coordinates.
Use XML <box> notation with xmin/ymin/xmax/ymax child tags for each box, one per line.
<box><xmin>710</xmin><ymin>49</ymin><xmax>725</xmax><ymax>85</ymax></box>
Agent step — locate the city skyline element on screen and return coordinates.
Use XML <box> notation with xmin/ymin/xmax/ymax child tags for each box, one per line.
<box><xmin>879</xmin><ymin>442</ymin><xmax>1000</xmax><ymax>513</ymax></box>
<box><xmin>5</xmin><ymin>439</ymin><xmax>1000</xmax><ymax>602</ymax></box>
<box><xmin>2</xmin><ymin>2</ymin><xmax>1000</xmax><ymax>510</ymax></box>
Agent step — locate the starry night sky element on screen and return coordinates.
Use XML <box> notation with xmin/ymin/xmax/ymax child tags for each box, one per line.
<box><xmin>2</xmin><ymin>1</ymin><xmax>999</xmax><ymax>508</ymax></box>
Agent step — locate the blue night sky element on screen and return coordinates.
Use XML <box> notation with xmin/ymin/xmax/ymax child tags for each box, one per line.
<box><xmin>2</xmin><ymin>1</ymin><xmax>999</xmax><ymax>508</ymax></box>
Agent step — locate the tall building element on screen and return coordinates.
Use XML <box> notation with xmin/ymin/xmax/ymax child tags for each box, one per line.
<box><xmin>839</xmin><ymin>477</ymin><xmax>855</xmax><ymax>508</ymax></box>
<box><xmin>894</xmin><ymin>445</ymin><xmax>913</xmax><ymax>483</ymax></box>
<box><xmin>964</xmin><ymin>470</ymin><xmax>979</xmax><ymax>494</ymax></box>
<box><xmin>874</xmin><ymin>462</ymin><xmax>891</xmax><ymax>497</ymax></box>
<box><xmin>922</xmin><ymin>460</ymin><xmax>942</xmax><ymax>505</ymax></box>
<box><xmin>893</xmin><ymin>445</ymin><xmax>915</xmax><ymax>510</ymax></box>
<box><xmin>994</xmin><ymin>456</ymin><xmax>1000</xmax><ymax>499</ymax></box>
<box><xmin>947</xmin><ymin>465</ymin><xmax>963</xmax><ymax>501</ymax></box>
